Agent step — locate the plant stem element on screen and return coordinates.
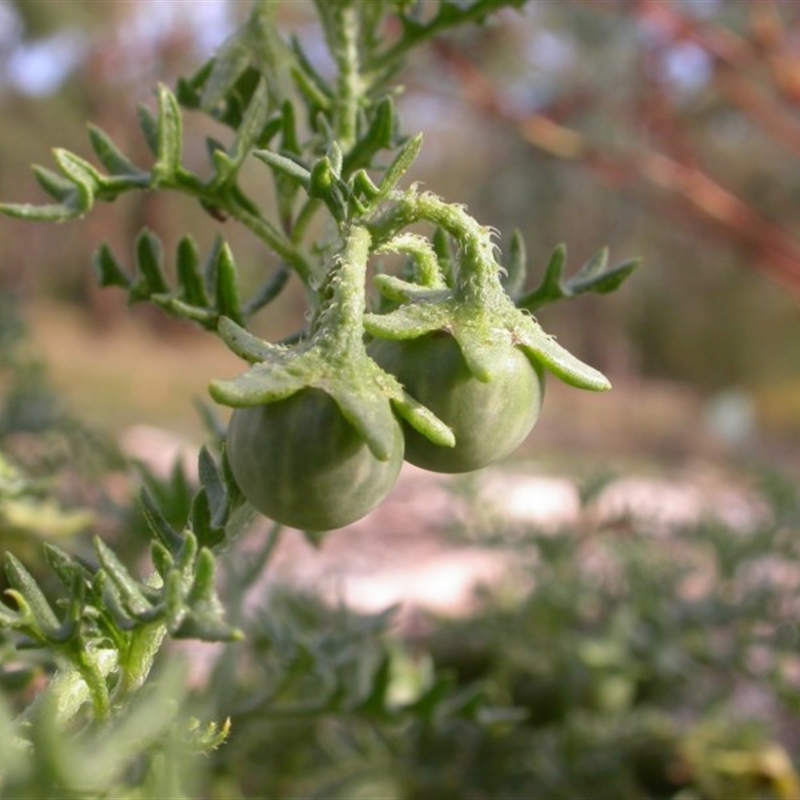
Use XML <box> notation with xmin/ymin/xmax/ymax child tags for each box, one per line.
<box><xmin>316</xmin><ymin>0</ymin><xmax>363</xmax><ymax>150</ymax></box>
<box><xmin>313</xmin><ymin>224</ymin><xmax>371</xmax><ymax>352</ymax></box>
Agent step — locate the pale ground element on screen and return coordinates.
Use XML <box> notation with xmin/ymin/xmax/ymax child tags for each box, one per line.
<box><xmin>122</xmin><ymin>424</ymin><xmax>767</xmax><ymax>622</ymax></box>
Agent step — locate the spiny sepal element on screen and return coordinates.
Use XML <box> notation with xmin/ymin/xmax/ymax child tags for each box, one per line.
<box><xmin>365</xmin><ymin>191</ymin><xmax>612</xmax><ymax>391</ymax></box>
<box><xmin>210</xmin><ymin>316</ymin><xmax>454</xmax><ymax>460</ymax></box>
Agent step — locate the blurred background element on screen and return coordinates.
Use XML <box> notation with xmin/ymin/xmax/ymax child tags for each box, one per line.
<box><xmin>0</xmin><ymin>0</ymin><xmax>798</xmax><ymax>467</ymax></box>
<box><xmin>3</xmin><ymin>3</ymin><xmax>800</xmax><ymax>797</ymax></box>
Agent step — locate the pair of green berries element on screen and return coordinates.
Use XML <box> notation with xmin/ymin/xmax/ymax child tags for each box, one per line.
<box><xmin>225</xmin><ymin>330</ymin><xmax>544</xmax><ymax>532</ymax></box>
<box><xmin>216</xmin><ymin>197</ymin><xmax>610</xmax><ymax>533</ymax></box>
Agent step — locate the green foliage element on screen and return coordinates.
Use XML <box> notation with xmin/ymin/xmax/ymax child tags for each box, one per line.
<box><xmin>200</xmin><ymin>467</ymin><xmax>800</xmax><ymax>799</ymax></box>
<box><xmin>0</xmin><ymin>1</ymin><xmax>645</xmax><ymax>797</ymax></box>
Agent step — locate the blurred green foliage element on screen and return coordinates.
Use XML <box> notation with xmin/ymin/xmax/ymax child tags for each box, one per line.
<box><xmin>4</xmin><ymin>0</ymin><xmax>800</xmax><ymax>396</ymax></box>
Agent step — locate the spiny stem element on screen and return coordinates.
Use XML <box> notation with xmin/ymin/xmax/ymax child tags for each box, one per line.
<box><xmin>72</xmin><ymin>644</ymin><xmax>112</xmax><ymax>721</ymax></box>
<box><xmin>370</xmin><ymin>190</ymin><xmax>500</xmax><ymax>300</ymax></box>
<box><xmin>331</xmin><ymin>4</ymin><xmax>363</xmax><ymax>150</ymax></box>
<box><xmin>313</xmin><ymin>224</ymin><xmax>371</xmax><ymax>352</ymax></box>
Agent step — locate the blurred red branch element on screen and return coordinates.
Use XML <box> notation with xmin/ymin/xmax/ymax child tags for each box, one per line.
<box><xmin>430</xmin><ymin>4</ymin><xmax>800</xmax><ymax>297</ymax></box>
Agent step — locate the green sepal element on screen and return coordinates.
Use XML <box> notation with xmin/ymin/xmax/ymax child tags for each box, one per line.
<box><xmin>514</xmin><ymin>317</ymin><xmax>611</xmax><ymax>391</ymax></box>
<box><xmin>152</xmin><ymin>84</ymin><xmax>183</xmax><ymax>186</ymax></box>
<box><xmin>217</xmin><ymin>316</ymin><xmax>282</xmax><ymax>363</ymax></box>
<box><xmin>209</xmin><ymin>359</ymin><xmax>305</xmax><ymax>407</ymax></box>
<box><xmin>390</xmin><ymin>392</ymin><xmax>456</xmax><ymax>448</ymax></box>
<box><xmin>93</xmin><ymin>243</ymin><xmax>131</xmax><ymax>289</ymax></box>
<box><xmin>328</xmin><ymin>381</ymin><xmax>400</xmax><ymax>462</ymax></box>
<box><xmin>364</xmin><ymin>300</ymin><xmax>451</xmax><ymax>342</ymax></box>
<box><xmin>372</xmin><ymin>274</ymin><xmax>449</xmax><ymax>304</ymax></box>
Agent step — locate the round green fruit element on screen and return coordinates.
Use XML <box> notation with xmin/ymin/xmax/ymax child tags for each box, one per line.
<box><xmin>369</xmin><ymin>332</ymin><xmax>544</xmax><ymax>473</ymax></box>
<box><xmin>226</xmin><ymin>388</ymin><xmax>404</xmax><ymax>531</ymax></box>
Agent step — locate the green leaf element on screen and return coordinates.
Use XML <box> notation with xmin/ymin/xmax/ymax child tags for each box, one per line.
<box><xmin>243</xmin><ymin>264</ymin><xmax>291</xmax><ymax>317</ymax></box>
<box><xmin>570</xmin><ymin>256</ymin><xmax>640</xmax><ymax>295</ymax></box>
<box><xmin>502</xmin><ymin>229</ymin><xmax>527</xmax><ymax>299</ymax></box>
<box><xmin>432</xmin><ymin>226</ymin><xmax>456</xmax><ymax>287</ymax></box>
<box><xmin>176</xmin><ymin>236</ymin><xmax>210</xmax><ymax>307</ymax></box>
<box><xmin>253</xmin><ymin>149</ymin><xmax>311</xmax><ymax>188</ymax></box>
<box><xmin>516</xmin><ymin>243</ymin><xmax>566</xmax><ymax>311</ymax></box>
<box><xmin>152</xmin><ymin>83</ymin><xmax>183</xmax><ymax>185</ymax></box>
<box><xmin>137</xmin><ymin>103</ymin><xmax>160</xmax><ymax>156</ymax></box>
<box><xmin>135</xmin><ymin>229</ymin><xmax>170</xmax><ymax>296</ymax></box>
<box><xmin>215</xmin><ymin>243</ymin><xmax>244</xmax><ymax>326</ymax></box>
<box><xmin>32</xmin><ymin>165</ymin><xmax>75</xmax><ymax>202</ymax></box>
<box><xmin>175</xmin><ymin>57</ymin><xmax>215</xmax><ymax>109</ymax></box>
<box><xmin>378</xmin><ymin>133</ymin><xmax>423</xmax><ymax>198</ymax></box>
<box><xmin>164</xmin><ymin>571</ymin><xmax>187</xmax><ymax>635</ymax></box>
<box><xmin>211</xmin><ymin>76</ymin><xmax>271</xmax><ymax>187</ymax></box>
<box><xmin>197</xmin><ymin>446</ymin><xmax>228</xmax><ymax>530</ymax></box>
<box><xmin>289</xmin><ymin>35</ymin><xmax>333</xmax><ymax>107</ymax></box>
<box><xmin>87</xmin><ymin>124</ymin><xmax>143</xmax><ymax>177</ymax></box>
<box><xmin>342</xmin><ymin>96</ymin><xmax>395</xmax><ymax>176</ymax></box>
<box><xmin>139</xmin><ymin>487</ymin><xmax>184</xmax><ymax>554</ymax></box>
<box><xmin>93</xmin><ymin>243</ymin><xmax>131</xmax><ymax>289</ymax></box>
<box><xmin>189</xmin><ymin>488</ymin><xmax>225</xmax><ymax>550</ymax></box>
<box><xmin>93</xmin><ymin>538</ymin><xmax>154</xmax><ymax>619</ymax></box>
<box><xmin>4</xmin><ymin>553</ymin><xmax>59</xmax><ymax>632</ymax></box>
<box><xmin>309</xmin><ymin>156</ymin><xmax>347</xmax><ymax>221</ymax></box>
<box><xmin>280</xmin><ymin>98</ymin><xmax>300</xmax><ymax>154</ymax></box>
